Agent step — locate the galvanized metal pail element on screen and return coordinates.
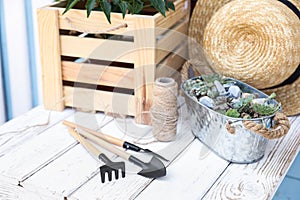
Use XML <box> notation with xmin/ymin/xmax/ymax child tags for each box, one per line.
<box><xmin>181</xmin><ymin>76</ymin><xmax>280</xmax><ymax>163</ymax></box>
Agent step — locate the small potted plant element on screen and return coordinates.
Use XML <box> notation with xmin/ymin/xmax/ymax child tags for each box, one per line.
<box><xmin>181</xmin><ymin>74</ymin><xmax>290</xmax><ymax>163</ymax></box>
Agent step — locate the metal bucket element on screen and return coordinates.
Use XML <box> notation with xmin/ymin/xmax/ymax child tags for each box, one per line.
<box><xmin>181</xmin><ymin>76</ymin><xmax>279</xmax><ymax>163</ymax></box>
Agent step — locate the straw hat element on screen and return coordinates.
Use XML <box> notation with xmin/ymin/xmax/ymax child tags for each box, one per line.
<box><xmin>188</xmin><ymin>0</ymin><xmax>300</xmax><ymax>115</ymax></box>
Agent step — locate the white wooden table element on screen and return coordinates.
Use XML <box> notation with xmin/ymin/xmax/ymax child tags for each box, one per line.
<box><xmin>0</xmin><ymin>102</ymin><xmax>299</xmax><ymax>200</ymax></box>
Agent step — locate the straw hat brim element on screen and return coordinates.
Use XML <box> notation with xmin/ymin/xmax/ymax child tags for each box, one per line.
<box><xmin>203</xmin><ymin>0</ymin><xmax>300</xmax><ymax>89</ymax></box>
<box><xmin>189</xmin><ymin>0</ymin><xmax>231</xmax><ymax>46</ymax></box>
<box><xmin>188</xmin><ymin>0</ymin><xmax>300</xmax><ymax>116</ymax></box>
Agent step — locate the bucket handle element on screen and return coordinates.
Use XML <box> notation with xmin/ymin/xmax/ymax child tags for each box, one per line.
<box><xmin>226</xmin><ymin>112</ymin><xmax>290</xmax><ymax>139</ymax></box>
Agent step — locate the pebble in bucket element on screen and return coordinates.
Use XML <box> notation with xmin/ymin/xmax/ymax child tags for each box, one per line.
<box><xmin>150</xmin><ymin>77</ymin><xmax>178</xmax><ymax>142</ymax></box>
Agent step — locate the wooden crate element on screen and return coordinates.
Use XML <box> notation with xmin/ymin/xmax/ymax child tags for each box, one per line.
<box><xmin>37</xmin><ymin>0</ymin><xmax>189</xmax><ymax>123</ymax></box>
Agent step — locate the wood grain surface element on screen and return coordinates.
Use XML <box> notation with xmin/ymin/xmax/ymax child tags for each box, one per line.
<box><xmin>203</xmin><ymin>117</ymin><xmax>300</xmax><ymax>200</ymax></box>
<box><xmin>37</xmin><ymin>9</ymin><xmax>64</xmax><ymax>111</ymax></box>
<box><xmin>0</xmin><ymin>104</ymin><xmax>298</xmax><ymax>199</ymax></box>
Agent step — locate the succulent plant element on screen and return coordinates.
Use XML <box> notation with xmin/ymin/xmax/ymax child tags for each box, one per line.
<box><xmin>253</xmin><ymin>103</ymin><xmax>280</xmax><ymax>116</ymax></box>
<box><xmin>225</xmin><ymin>109</ymin><xmax>240</xmax><ymax>118</ymax></box>
<box><xmin>185</xmin><ymin>74</ymin><xmax>280</xmax><ymax>119</ymax></box>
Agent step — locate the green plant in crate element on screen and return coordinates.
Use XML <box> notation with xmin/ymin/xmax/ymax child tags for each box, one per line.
<box><xmin>59</xmin><ymin>0</ymin><xmax>175</xmax><ymax>23</ymax></box>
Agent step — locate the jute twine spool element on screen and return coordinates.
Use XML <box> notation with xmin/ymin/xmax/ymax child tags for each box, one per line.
<box><xmin>150</xmin><ymin>77</ymin><xmax>178</xmax><ymax>142</ymax></box>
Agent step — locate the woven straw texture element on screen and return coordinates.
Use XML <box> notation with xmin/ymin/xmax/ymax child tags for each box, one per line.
<box><xmin>189</xmin><ymin>0</ymin><xmax>300</xmax><ymax>115</ymax></box>
<box><xmin>189</xmin><ymin>0</ymin><xmax>232</xmax><ymax>46</ymax></box>
<box><xmin>203</xmin><ymin>0</ymin><xmax>300</xmax><ymax>89</ymax></box>
<box><xmin>264</xmin><ymin>0</ymin><xmax>300</xmax><ymax>116</ymax></box>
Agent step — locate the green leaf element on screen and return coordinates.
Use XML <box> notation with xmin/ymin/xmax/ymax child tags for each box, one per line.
<box><xmin>127</xmin><ymin>0</ymin><xmax>143</xmax><ymax>14</ymax></box>
<box><xmin>85</xmin><ymin>0</ymin><xmax>97</xmax><ymax>17</ymax></box>
<box><xmin>118</xmin><ymin>1</ymin><xmax>128</xmax><ymax>18</ymax></box>
<box><xmin>99</xmin><ymin>0</ymin><xmax>112</xmax><ymax>23</ymax></box>
<box><xmin>63</xmin><ymin>0</ymin><xmax>80</xmax><ymax>14</ymax></box>
<box><xmin>165</xmin><ymin>0</ymin><xmax>175</xmax><ymax>11</ymax></box>
<box><xmin>149</xmin><ymin>0</ymin><xmax>166</xmax><ymax>16</ymax></box>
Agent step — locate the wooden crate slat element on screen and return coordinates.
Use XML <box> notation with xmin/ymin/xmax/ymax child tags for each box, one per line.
<box><xmin>37</xmin><ymin>8</ymin><xmax>64</xmax><ymax>111</ymax></box>
<box><xmin>60</xmin><ymin>35</ymin><xmax>135</xmax><ymax>63</ymax></box>
<box><xmin>154</xmin><ymin>0</ymin><xmax>189</xmax><ymax>36</ymax></box>
<box><xmin>156</xmin><ymin>19</ymin><xmax>189</xmax><ymax>63</ymax></box>
<box><xmin>64</xmin><ymin>86</ymin><xmax>136</xmax><ymax>116</ymax></box>
<box><xmin>58</xmin><ymin>8</ymin><xmax>136</xmax><ymax>36</ymax></box>
<box><xmin>133</xmin><ymin>17</ymin><xmax>156</xmax><ymax>123</ymax></box>
<box><xmin>62</xmin><ymin>61</ymin><xmax>134</xmax><ymax>89</ymax></box>
<box><xmin>156</xmin><ymin>45</ymin><xmax>187</xmax><ymax>79</ymax></box>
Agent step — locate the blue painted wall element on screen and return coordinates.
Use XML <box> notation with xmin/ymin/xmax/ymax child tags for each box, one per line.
<box><xmin>0</xmin><ymin>0</ymin><xmax>13</xmax><ymax>121</ymax></box>
<box><xmin>0</xmin><ymin>0</ymin><xmax>41</xmax><ymax>122</ymax></box>
<box><xmin>25</xmin><ymin>0</ymin><xmax>39</xmax><ymax>107</ymax></box>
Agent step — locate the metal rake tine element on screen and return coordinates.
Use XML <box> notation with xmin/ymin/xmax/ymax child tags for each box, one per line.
<box><xmin>99</xmin><ymin>154</ymin><xmax>125</xmax><ymax>183</ymax></box>
<box><xmin>68</xmin><ymin>128</ymin><xmax>126</xmax><ymax>183</ymax></box>
<box><xmin>75</xmin><ymin>129</ymin><xmax>166</xmax><ymax>178</ymax></box>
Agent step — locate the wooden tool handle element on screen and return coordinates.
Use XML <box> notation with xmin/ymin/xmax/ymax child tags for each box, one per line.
<box><xmin>77</xmin><ymin>128</ymin><xmax>131</xmax><ymax>161</ymax></box>
<box><xmin>63</xmin><ymin>120</ymin><xmax>124</xmax><ymax>147</ymax></box>
<box><xmin>68</xmin><ymin>128</ymin><xmax>101</xmax><ymax>157</ymax></box>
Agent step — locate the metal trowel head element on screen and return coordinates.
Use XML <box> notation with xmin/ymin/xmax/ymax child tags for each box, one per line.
<box><xmin>129</xmin><ymin>155</ymin><xmax>166</xmax><ymax>178</ymax></box>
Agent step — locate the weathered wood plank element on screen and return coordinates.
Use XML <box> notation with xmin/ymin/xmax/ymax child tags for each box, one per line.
<box><xmin>202</xmin><ymin>116</ymin><xmax>300</xmax><ymax>200</ymax></box>
<box><xmin>0</xmin><ymin>179</ymin><xmax>63</xmax><ymax>200</ymax></box>
<box><xmin>18</xmin><ymin>112</ymin><xmax>114</xmax><ymax>197</ymax></box>
<box><xmin>0</xmin><ymin>112</ymin><xmax>110</xmax><ymax>185</ymax></box>
<box><xmin>0</xmin><ymin>106</ymin><xmax>74</xmax><ymax>157</ymax></box>
<box><xmin>69</xmin><ymin>171</ymin><xmax>151</xmax><ymax>200</ymax></box>
<box><xmin>22</xmin><ymin>144</ymin><xmax>101</xmax><ymax>197</ymax></box>
<box><xmin>0</xmin><ymin>123</ymin><xmax>76</xmax><ymax>184</ymax></box>
<box><xmin>136</xmin><ymin>140</ymin><xmax>229</xmax><ymax>200</ymax></box>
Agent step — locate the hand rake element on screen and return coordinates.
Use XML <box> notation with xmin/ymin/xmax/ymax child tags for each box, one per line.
<box><xmin>63</xmin><ymin>120</ymin><xmax>169</xmax><ymax>162</ymax></box>
<box><xmin>73</xmin><ymin>128</ymin><xmax>166</xmax><ymax>178</ymax></box>
<box><xmin>68</xmin><ymin>128</ymin><xmax>125</xmax><ymax>183</ymax></box>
